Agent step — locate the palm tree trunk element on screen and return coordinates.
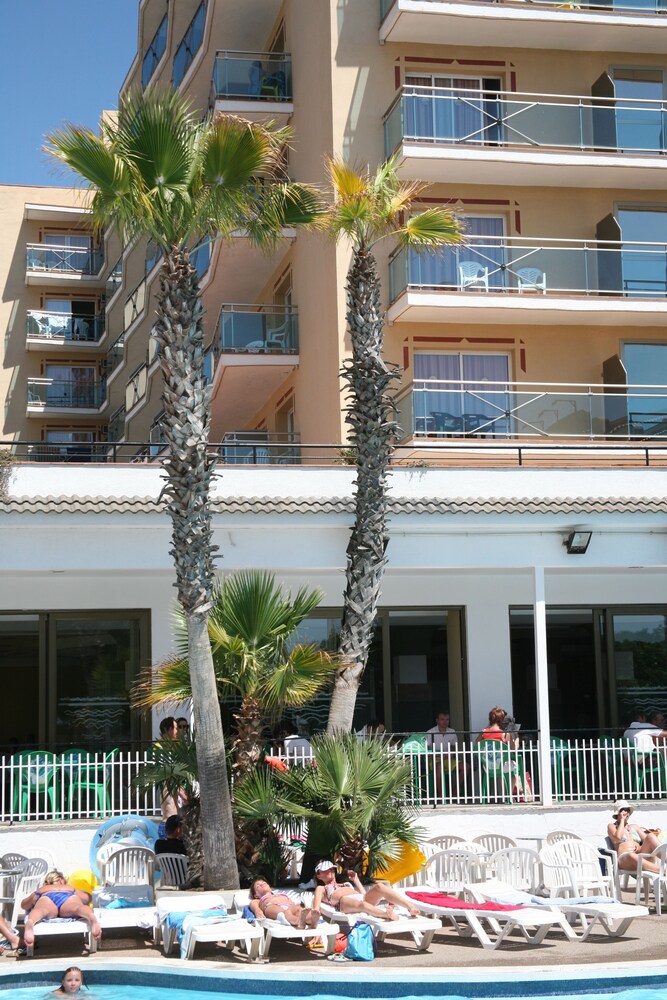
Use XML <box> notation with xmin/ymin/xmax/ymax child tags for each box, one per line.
<box><xmin>156</xmin><ymin>248</ymin><xmax>238</xmax><ymax>889</ymax></box>
<box><xmin>327</xmin><ymin>246</ymin><xmax>399</xmax><ymax>734</ymax></box>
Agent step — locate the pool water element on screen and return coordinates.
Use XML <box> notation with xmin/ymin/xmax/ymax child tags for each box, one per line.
<box><xmin>5</xmin><ymin>989</ymin><xmax>667</xmax><ymax>1000</ymax></box>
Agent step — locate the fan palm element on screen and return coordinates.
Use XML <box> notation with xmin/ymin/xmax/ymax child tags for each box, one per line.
<box><xmin>131</xmin><ymin>569</ymin><xmax>338</xmax><ymax>773</ymax></box>
<box><xmin>322</xmin><ymin>157</ymin><xmax>462</xmax><ymax>734</ymax></box>
<box><xmin>47</xmin><ymin>89</ymin><xmax>322</xmax><ymax>889</ymax></box>
<box><xmin>234</xmin><ymin>733</ymin><xmax>422</xmax><ymax>876</ymax></box>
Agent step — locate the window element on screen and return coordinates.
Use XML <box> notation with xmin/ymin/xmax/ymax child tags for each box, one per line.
<box><xmin>617</xmin><ymin>205</ymin><xmax>667</xmax><ymax>296</ymax></box>
<box><xmin>404</xmin><ymin>74</ymin><xmax>502</xmax><ymax>145</ymax></box>
<box><xmin>173</xmin><ymin>2</ymin><xmax>206</xmax><ymax>87</ymax></box>
<box><xmin>413</xmin><ymin>351</ymin><xmax>511</xmax><ymax>436</ymax></box>
<box><xmin>44</xmin><ymin>364</ymin><xmax>98</xmax><ymax>407</ymax></box>
<box><xmin>623</xmin><ymin>342</ymin><xmax>667</xmax><ymax>433</ymax></box>
<box><xmin>409</xmin><ymin>215</ymin><xmax>506</xmax><ymax>291</ymax></box>
<box><xmin>191</xmin><ymin>239</ymin><xmax>210</xmax><ymax>280</ymax></box>
<box><xmin>142</xmin><ymin>13</ymin><xmax>168</xmax><ymax>89</ymax></box>
<box><xmin>145</xmin><ymin>239</ymin><xmax>163</xmax><ymax>274</ymax></box>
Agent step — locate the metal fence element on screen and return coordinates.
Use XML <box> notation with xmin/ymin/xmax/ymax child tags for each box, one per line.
<box><xmin>2</xmin><ymin>739</ymin><xmax>666</xmax><ymax>822</ymax></box>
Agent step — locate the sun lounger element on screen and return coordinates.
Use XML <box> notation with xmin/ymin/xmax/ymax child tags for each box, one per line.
<box><xmin>27</xmin><ymin>917</ymin><xmax>97</xmax><ymax>958</ymax></box>
<box><xmin>319</xmin><ymin>894</ymin><xmax>440</xmax><ymax>952</ymax></box>
<box><xmin>232</xmin><ymin>890</ymin><xmax>340</xmax><ymax>956</ymax></box>
<box><xmin>95</xmin><ymin>904</ymin><xmax>157</xmax><ymax>947</ymax></box>
<box><xmin>466</xmin><ymin>879</ymin><xmax>650</xmax><ymax>941</ymax></box>
<box><xmin>406</xmin><ymin>888</ymin><xmax>576</xmax><ymax>950</ymax></box>
<box><xmin>157</xmin><ymin>893</ymin><xmax>263</xmax><ymax>961</ymax></box>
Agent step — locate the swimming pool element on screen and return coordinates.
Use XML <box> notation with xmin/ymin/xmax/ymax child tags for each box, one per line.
<box><xmin>5</xmin><ymin>987</ymin><xmax>667</xmax><ymax>1000</ymax></box>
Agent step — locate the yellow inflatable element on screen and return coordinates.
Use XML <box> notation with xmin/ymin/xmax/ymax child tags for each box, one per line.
<box><xmin>68</xmin><ymin>869</ymin><xmax>98</xmax><ymax>895</ymax></box>
<box><xmin>379</xmin><ymin>843</ymin><xmax>426</xmax><ymax>885</ymax></box>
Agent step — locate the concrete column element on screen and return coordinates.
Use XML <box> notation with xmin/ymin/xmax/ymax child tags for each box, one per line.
<box><xmin>465</xmin><ymin>587</ymin><xmax>514</xmax><ymax>732</ymax></box>
<box><xmin>533</xmin><ymin>565</ymin><xmax>553</xmax><ymax>806</ymax></box>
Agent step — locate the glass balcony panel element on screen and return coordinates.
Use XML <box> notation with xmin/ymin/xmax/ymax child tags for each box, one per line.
<box><xmin>216</xmin><ymin>306</ymin><xmax>298</xmax><ymax>355</ymax></box>
<box><xmin>107</xmin><ymin>405</ymin><xmax>126</xmax><ymax>442</ymax></box>
<box><xmin>220</xmin><ymin>431</ymin><xmax>301</xmax><ymax>464</ymax></box>
<box><xmin>212</xmin><ymin>51</ymin><xmax>292</xmax><ymax>101</ymax></box>
<box><xmin>106</xmin><ymin>333</ymin><xmax>125</xmax><ymax>378</ymax></box>
<box><xmin>26</xmin><ymin>311</ymin><xmax>104</xmax><ymax>343</ymax></box>
<box><xmin>106</xmin><ymin>255</ymin><xmax>123</xmax><ymax>299</ymax></box>
<box><xmin>26</xmin><ymin>244</ymin><xmax>103</xmax><ymax>275</ymax></box>
<box><xmin>385</xmin><ymin>88</ymin><xmax>667</xmax><ymax>156</ymax></box>
<box><xmin>389</xmin><ymin>239</ymin><xmax>667</xmax><ymax>299</ymax></box>
<box><xmin>27</xmin><ymin>378</ymin><xmax>106</xmax><ymax>409</ymax></box>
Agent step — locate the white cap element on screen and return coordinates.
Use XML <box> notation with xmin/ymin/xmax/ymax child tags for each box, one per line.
<box><xmin>315</xmin><ymin>860</ymin><xmax>337</xmax><ymax>872</ymax></box>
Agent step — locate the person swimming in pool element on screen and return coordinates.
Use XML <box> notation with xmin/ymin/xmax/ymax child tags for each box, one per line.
<box><xmin>248</xmin><ymin>879</ymin><xmax>320</xmax><ymax>928</ymax></box>
<box><xmin>21</xmin><ymin>871</ymin><xmax>101</xmax><ymax>948</ymax></box>
<box><xmin>49</xmin><ymin>966</ymin><xmax>97</xmax><ymax>995</ymax></box>
<box><xmin>312</xmin><ymin>860</ymin><xmax>419</xmax><ymax>919</ymax></box>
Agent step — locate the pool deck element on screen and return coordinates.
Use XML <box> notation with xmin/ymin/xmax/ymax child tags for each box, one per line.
<box><xmin>3</xmin><ymin>886</ymin><xmax>666</xmax><ymax>977</ymax></box>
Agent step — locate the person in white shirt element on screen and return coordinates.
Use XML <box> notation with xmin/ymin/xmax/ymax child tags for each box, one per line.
<box><xmin>426</xmin><ymin>710</ymin><xmax>462</xmax><ymax>801</ymax></box>
<box><xmin>427</xmin><ymin>710</ymin><xmax>458</xmax><ymax>749</ymax></box>
<box><xmin>623</xmin><ymin>709</ymin><xmax>667</xmax><ymax>761</ymax></box>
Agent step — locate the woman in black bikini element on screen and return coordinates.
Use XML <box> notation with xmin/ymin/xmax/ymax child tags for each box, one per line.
<box><xmin>21</xmin><ymin>871</ymin><xmax>101</xmax><ymax>948</ymax></box>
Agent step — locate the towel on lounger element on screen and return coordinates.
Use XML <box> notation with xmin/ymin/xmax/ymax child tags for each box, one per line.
<box><xmin>406</xmin><ymin>891</ymin><xmax>524</xmax><ymax>911</ymax></box>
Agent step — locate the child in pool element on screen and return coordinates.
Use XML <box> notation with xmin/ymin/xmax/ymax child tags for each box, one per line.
<box><xmin>50</xmin><ymin>966</ymin><xmax>96</xmax><ymax>995</ymax></box>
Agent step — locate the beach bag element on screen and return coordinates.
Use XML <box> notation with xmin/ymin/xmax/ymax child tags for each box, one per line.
<box><xmin>344</xmin><ymin>922</ymin><xmax>376</xmax><ymax>961</ymax></box>
<box><xmin>334</xmin><ymin>932</ymin><xmax>348</xmax><ymax>953</ymax></box>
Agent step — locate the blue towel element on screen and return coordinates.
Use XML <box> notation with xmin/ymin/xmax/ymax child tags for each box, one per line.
<box><xmin>106</xmin><ymin>898</ymin><xmax>151</xmax><ymax>910</ymax></box>
<box><xmin>164</xmin><ymin>905</ymin><xmax>228</xmax><ymax>944</ymax></box>
<box><xmin>242</xmin><ymin>905</ymin><xmax>256</xmax><ymax>923</ymax></box>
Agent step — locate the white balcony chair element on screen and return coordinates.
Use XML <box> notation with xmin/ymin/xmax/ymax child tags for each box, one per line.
<box><xmin>458</xmin><ymin>261</ymin><xmax>490</xmax><ymax>292</ymax></box>
<box><xmin>517</xmin><ymin>267</ymin><xmax>547</xmax><ymax>294</ymax></box>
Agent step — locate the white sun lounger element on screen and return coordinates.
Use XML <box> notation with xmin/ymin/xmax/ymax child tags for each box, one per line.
<box><xmin>406</xmin><ymin>887</ymin><xmax>576</xmax><ymax>950</ymax></box>
<box><xmin>27</xmin><ymin>918</ymin><xmax>97</xmax><ymax>958</ymax></box>
<box><xmin>466</xmin><ymin>879</ymin><xmax>650</xmax><ymax>941</ymax></box>
<box><xmin>319</xmin><ymin>895</ymin><xmax>440</xmax><ymax>952</ymax></box>
<box><xmin>232</xmin><ymin>891</ymin><xmax>340</xmax><ymax>957</ymax></box>
<box><xmin>157</xmin><ymin>893</ymin><xmax>263</xmax><ymax>961</ymax></box>
<box><xmin>95</xmin><ymin>905</ymin><xmax>157</xmax><ymax>947</ymax></box>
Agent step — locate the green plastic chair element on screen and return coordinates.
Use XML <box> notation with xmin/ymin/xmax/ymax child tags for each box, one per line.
<box><xmin>622</xmin><ymin>740</ymin><xmax>667</xmax><ymax>796</ymax></box>
<box><xmin>476</xmin><ymin>739</ymin><xmax>517</xmax><ymax>803</ymax></box>
<box><xmin>11</xmin><ymin>751</ymin><xmax>58</xmax><ymax>821</ymax></box>
<box><xmin>67</xmin><ymin>749</ymin><xmax>119</xmax><ymax>817</ymax></box>
<box><xmin>402</xmin><ymin>734</ymin><xmax>428</xmax><ymax>806</ymax></box>
<box><xmin>550</xmin><ymin>738</ymin><xmax>584</xmax><ymax>802</ymax></box>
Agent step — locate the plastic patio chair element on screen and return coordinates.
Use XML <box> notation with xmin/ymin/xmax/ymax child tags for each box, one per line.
<box><xmin>458</xmin><ymin>261</ymin><xmax>490</xmax><ymax>291</ymax></box>
<box><xmin>67</xmin><ymin>749</ymin><xmax>119</xmax><ymax>816</ymax></box>
<box><xmin>489</xmin><ymin>847</ymin><xmax>540</xmax><ymax>891</ymax></box>
<box><xmin>422</xmin><ymin>848</ymin><xmax>484</xmax><ymax>895</ymax></box>
<box><xmin>476</xmin><ymin>740</ymin><xmax>517</xmax><ymax>803</ymax></box>
<box><xmin>155</xmin><ymin>853</ymin><xmax>189</xmax><ymax>889</ymax></box>
<box><xmin>11</xmin><ymin>752</ymin><xmax>58</xmax><ymax>821</ymax></box>
<box><xmin>425</xmin><ymin>834</ymin><xmax>467</xmax><ymax>856</ymax></box>
<box><xmin>472</xmin><ymin>833</ymin><xmax>517</xmax><ymax>855</ymax></box>
<box><xmin>516</xmin><ymin>267</ymin><xmax>547</xmax><ymax>293</ymax></box>
<box><xmin>550</xmin><ymin>738</ymin><xmax>584</xmax><ymax>801</ymax></box>
<box><xmin>101</xmin><ymin>846</ymin><xmax>155</xmax><ymax>904</ymax></box>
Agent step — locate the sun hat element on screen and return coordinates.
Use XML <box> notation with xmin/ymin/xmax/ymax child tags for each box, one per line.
<box><xmin>613</xmin><ymin>799</ymin><xmax>634</xmax><ymax>817</ymax></box>
<box><xmin>315</xmin><ymin>860</ymin><xmax>337</xmax><ymax>873</ymax></box>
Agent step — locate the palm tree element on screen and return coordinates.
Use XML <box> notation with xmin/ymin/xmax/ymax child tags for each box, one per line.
<box><xmin>47</xmin><ymin>90</ymin><xmax>322</xmax><ymax>889</ymax></box>
<box><xmin>131</xmin><ymin>569</ymin><xmax>338</xmax><ymax>775</ymax></box>
<box><xmin>234</xmin><ymin>733</ymin><xmax>422</xmax><ymax>877</ymax></box>
<box><xmin>323</xmin><ymin>158</ymin><xmax>462</xmax><ymax>734</ymax></box>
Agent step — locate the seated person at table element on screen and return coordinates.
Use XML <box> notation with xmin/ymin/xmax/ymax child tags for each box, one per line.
<box><xmin>249</xmin><ymin>879</ymin><xmax>320</xmax><ymax>928</ymax></box>
<box><xmin>313</xmin><ymin>860</ymin><xmax>418</xmax><ymax>919</ymax></box>
<box><xmin>607</xmin><ymin>800</ymin><xmax>664</xmax><ymax>873</ymax></box>
<box><xmin>155</xmin><ymin>814</ymin><xmax>188</xmax><ymax>856</ymax></box>
<box><xmin>21</xmin><ymin>870</ymin><xmax>101</xmax><ymax>947</ymax></box>
<box><xmin>476</xmin><ymin>706</ymin><xmax>526</xmax><ymax>800</ymax></box>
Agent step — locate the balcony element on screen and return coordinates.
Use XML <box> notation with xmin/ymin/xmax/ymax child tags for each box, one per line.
<box><xmin>388</xmin><ymin>236</ymin><xmax>667</xmax><ymax>326</ymax></box>
<box><xmin>105</xmin><ymin>254</ymin><xmax>123</xmax><ymax>304</ymax></box>
<box><xmin>210</xmin><ymin>304</ymin><xmax>299</xmax><ymax>428</ymax></box>
<box><xmin>385</xmin><ymin>86</ymin><xmax>667</xmax><ymax>188</ymax></box>
<box><xmin>107</xmin><ymin>405</ymin><xmax>126</xmax><ymax>443</ymax></box>
<box><xmin>25</xmin><ymin>311</ymin><xmax>105</xmax><ymax>350</ymax></box>
<box><xmin>125</xmin><ymin>364</ymin><xmax>148</xmax><ymax>415</ymax></box>
<box><xmin>396</xmin><ymin>377</ymin><xmax>667</xmax><ymax>440</ymax></box>
<box><xmin>219</xmin><ymin>431</ymin><xmax>301</xmax><ymax>465</ymax></box>
<box><xmin>105</xmin><ymin>333</ymin><xmax>126</xmax><ymax>382</ymax></box>
<box><xmin>210</xmin><ymin>51</ymin><xmax>293</xmax><ymax>121</ymax></box>
<box><xmin>379</xmin><ymin>0</ymin><xmax>667</xmax><ymax>54</ymax></box>
<box><xmin>26</xmin><ymin>378</ymin><xmax>106</xmax><ymax>415</ymax></box>
<box><xmin>25</xmin><ymin>244</ymin><xmax>103</xmax><ymax>286</ymax></box>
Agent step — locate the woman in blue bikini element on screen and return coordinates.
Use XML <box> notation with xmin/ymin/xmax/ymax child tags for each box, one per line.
<box><xmin>21</xmin><ymin>871</ymin><xmax>101</xmax><ymax>948</ymax></box>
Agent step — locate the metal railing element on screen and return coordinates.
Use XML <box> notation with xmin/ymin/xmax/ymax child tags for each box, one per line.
<box><xmin>107</xmin><ymin>405</ymin><xmax>126</xmax><ymax>443</ymax></box>
<box><xmin>26</xmin><ymin>311</ymin><xmax>104</xmax><ymax>344</ymax></box>
<box><xmin>106</xmin><ymin>254</ymin><xmax>123</xmax><ymax>300</ymax></box>
<box><xmin>4</xmin><ymin>439</ymin><xmax>667</xmax><ymax>467</ymax></box>
<box><xmin>125</xmin><ymin>364</ymin><xmax>148</xmax><ymax>412</ymax></box>
<box><xmin>389</xmin><ymin>235</ymin><xmax>667</xmax><ymax>301</ymax></box>
<box><xmin>380</xmin><ymin>0</ymin><xmax>667</xmax><ymax>19</ymax></box>
<box><xmin>211</xmin><ymin>50</ymin><xmax>293</xmax><ymax>102</ymax></box>
<box><xmin>221</xmin><ymin>431</ymin><xmax>302</xmax><ymax>464</ymax></box>
<box><xmin>26</xmin><ymin>244</ymin><xmax>103</xmax><ymax>276</ymax></box>
<box><xmin>396</xmin><ymin>377</ymin><xmax>667</xmax><ymax>440</ymax></box>
<box><xmin>124</xmin><ymin>279</ymin><xmax>146</xmax><ymax>330</ymax></box>
<box><xmin>215</xmin><ymin>303</ymin><xmax>299</xmax><ymax>356</ymax></box>
<box><xmin>385</xmin><ymin>85</ymin><xmax>667</xmax><ymax>157</ymax></box>
<box><xmin>105</xmin><ymin>332</ymin><xmax>125</xmax><ymax>379</ymax></box>
<box><xmin>26</xmin><ymin>378</ymin><xmax>106</xmax><ymax>410</ymax></box>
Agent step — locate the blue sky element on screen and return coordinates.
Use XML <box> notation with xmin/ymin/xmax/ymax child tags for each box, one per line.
<box><xmin>0</xmin><ymin>2</ymin><xmax>138</xmax><ymax>185</ymax></box>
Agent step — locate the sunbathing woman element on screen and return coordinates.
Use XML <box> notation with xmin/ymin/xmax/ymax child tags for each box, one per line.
<box><xmin>249</xmin><ymin>879</ymin><xmax>320</xmax><ymax>928</ymax></box>
<box><xmin>607</xmin><ymin>800</ymin><xmax>663</xmax><ymax>874</ymax></box>
<box><xmin>21</xmin><ymin>871</ymin><xmax>101</xmax><ymax>948</ymax></box>
<box><xmin>313</xmin><ymin>860</ymin><xmax>419</xmax><ymax>919</ymax></box>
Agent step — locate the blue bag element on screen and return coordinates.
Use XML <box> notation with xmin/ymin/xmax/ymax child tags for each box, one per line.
<box><xmin>344</xmin><ymin>921</ymin><xmax>376</xmax><ymax>961</ymax></box>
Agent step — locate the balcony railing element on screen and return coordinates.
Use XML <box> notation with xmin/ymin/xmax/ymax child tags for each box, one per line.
<box><xmin>215</xmin><ymin>303</ymin><xmax>299</xmax><ymax>357</ymax></box>
<box><xmin>396</xmin><ymin>377</ymin><xmax>667</xmax><ymax>440</ymax></box>
<box><xmin>220</xmin><ymin>431</ymin><xmax>302</xmax><ymax>464</ymax></box>
<box><xmin>385</xmin><ymin>86</ymin><xmax>667</xmax><ymax>157</ymax></box>
<box><xmin>389</xmin><ymin>236</ymin><xmax>667</xmax><ymax>301</ymax></box>
<box><xmin>125</xmin><ymin>364</ymin><xmax>148</xmax><ymax>412</ymax></box>
<box><xmin>26</xmin><ymin>244</ymin><xmax>103</xmax><ymax>276</ymax></box>
<box><xmin>107</xmin><ymin>405</ymin><xmax>126</xmax><ymax>442</ymax></box>
<box><xmin>26</xmin><ymin>441</ymin><xmax>99</xmax><ymax>463</ymax></box>
<box><xmin>0</xmin><ymin>737</ymin><xmax>663</xmax><ymax>821</ymax></box>
<box><xmin>211</xmin><ymin>50</ymin><xmax>292</xmax><ymax>102</ymax></box>
<box><xmin>27</xmin><ymin>378</ymin><xmax>106</xmax><ymax>409</ymax></box>
<box><xmin>106</xmin><ymin>254</ymin><xmax>123</xmax><ymax>300</ymax></box>
<box><xmin>105</xmin><ymin>332</ymin><xmax>125</xmax><ymax>379</ymax></box>
<box><xmin>380</xmin><ymin>0</ymin><xmax>667</xmax><ymax>19</ymax></box>
<box><xmin>26</xmin><ymin>310</ymin><xmax>104</xmax><ymax>344</ymax></box>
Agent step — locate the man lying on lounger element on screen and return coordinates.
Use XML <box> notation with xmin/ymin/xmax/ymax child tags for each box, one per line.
<box><xmin>21</xmin><ymin>870</ymin><xmax>101</xmax><ymax>947</ymax></box>
<box><xmin>313</xmin><ymin>860</ymin><xmax>419</xmax><ymax>919</ymax></box>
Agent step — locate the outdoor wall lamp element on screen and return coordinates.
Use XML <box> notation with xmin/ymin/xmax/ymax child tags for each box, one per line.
<box><xmin>563</xmin><ymin>529</ymin><xmax>592</xmax><ymax>555</ymax></box>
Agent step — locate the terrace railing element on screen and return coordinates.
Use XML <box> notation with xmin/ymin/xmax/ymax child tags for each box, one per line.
<box><xmin>26</xmin><ymin>310</ymin><xmax>104</xmax><ymax>344</ymax></box>
<box><xmin>211</xmin><ymin>50</ymin><xmax>293</xmax><ymax>102</ymax></box>
<box><xmin>215</xmin><ymin>303</ymin><xmax>299</xmax><ymax>356</ymax></box>
<box><xmin>389</xmin><ymin>236</ymin><xmax>667</xmax><ymax>301</ymax></box>
<box><xmin>27</xmin><ymin>378</ymin><xmax>106</xmax><ymax>410</ymax></box>
<box><xmin>385</xmin><ymin>85</ymin><xmax>667</xmax><ymax>157</ymax></box>
<box><xmin>395</xmin><ymin>377</ymin><xmax>667</xmax><ymax>439</ymax></box>
<box><xmin>220</xmin><ymin>431</ymin><xmax>302</xmax><ymax>465</ymax></box>
<box><xmin>26</xmin><ymin>244</ymin><xmax>103</xmax><ymax>276</ymax></box>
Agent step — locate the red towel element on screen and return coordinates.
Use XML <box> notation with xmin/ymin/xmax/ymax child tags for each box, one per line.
<box><xmin>406</xmin><ymin>891</ymin><xmax>524</xmax><ymax>912</ymax></box>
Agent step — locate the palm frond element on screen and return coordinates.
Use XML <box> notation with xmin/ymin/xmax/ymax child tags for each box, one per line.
<box><xmin>327</xmin><ymin>158</ymin><xmax>369</xmax><ymax>201</ymax></box>
<box><xmin>400</xmin><ymin>208</ymin><xmax>463</xmax><ymax>249</ymax></box>
<box><xmin>256</xmin><ymin>643</ymin><xmax>337</xmax><ymax>714</ymax></box>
